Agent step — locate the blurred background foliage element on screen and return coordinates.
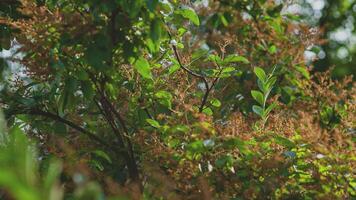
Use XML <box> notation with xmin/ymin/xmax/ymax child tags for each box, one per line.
<box><xmin>285</xmin><ymin>0</ymin><xmax>356</xmax><ymax>78</ymax></box>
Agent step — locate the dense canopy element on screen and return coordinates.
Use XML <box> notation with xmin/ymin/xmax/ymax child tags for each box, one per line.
<box><xmin>0</xmin><ymin>0</ymin><xmax>355</xmax><ymax>200</ymax></box>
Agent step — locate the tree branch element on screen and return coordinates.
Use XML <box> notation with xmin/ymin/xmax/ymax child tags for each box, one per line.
<box><xmin>89</xmin><ymin>73</ymin><xmax>140</xmax><ymax>182</ymax></box>
<box><xmin>10</xmin><ymin>109</ymin><xmax>109</xmax><ymax>148</ymax></box>
<box><xmin>167</xmin><ymin>29</ymin><xmax>222</xmax><ymax>113</ymax></box>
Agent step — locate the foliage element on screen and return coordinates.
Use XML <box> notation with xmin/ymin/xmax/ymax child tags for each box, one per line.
<box><xmin>0</xmin><ymin>0</ymin><xmax>355</xmax><ymax>200</ymax></box>
<box><xmin>251</xmin><ymin>66</ymin><xmax>277</xmax><ymax>128</ymax></box>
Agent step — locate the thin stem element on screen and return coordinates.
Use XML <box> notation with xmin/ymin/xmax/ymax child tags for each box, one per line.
<box><xmin>198</xmin><ymin>68</ymin><xmax>223</xmax><ymax>112</ymax></box>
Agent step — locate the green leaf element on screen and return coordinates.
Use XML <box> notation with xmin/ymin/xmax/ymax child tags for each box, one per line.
<box><xmin>219</xmin><ymin>14</ymin><xmax>228</xmax><ymax>26</ymax></box>
<box><xmin>92</xmin><ymin>150</ymin><xmax>112</xmax><ymax>164</ymax></box>
<box><xmin>221</xmin><ymin>67</ymin><xmax>235</xmax><ymax>73</ymax></box>
<box><xmin>296</xmin><ymin>66</ymin><xmax>310</xmax><ymax>79</ymax></box>
<box><xmin>265</xmin><ymin>102</ymin><xmax>277</xmax><ymax>115</ymax></box>
<box><xmin>224</xmin><ymin>54</ymin><xmax>250</xmax><ymax>64</ymax></box>
<box><xmin>202</xmin><ymin>107</ymin><xmax>213</xmax><ymax>116</ymax></box>
<box><xmin>155</xmin><ymin>90</ymin><xmax>173</xmax><ymax>109</ymax></box>
<box><xmin>219</xmin><ymin>67</ymin><xmax>235</xmax><ymax>78</ymax></box>
<box><xmin>252</xmin><ymin>105</ymin><xmax>264</xmax><ymax>117</ymax></box>
<box><xmin>257</xmin><ymin>79</ymin><xmax>266</xmax><ymax>93</ymax></box>
<box><xmin>187</xmin><ymin>140</ymin><xmax>204</xmax><ymax>152</ymax></box>
<box><xmin>171</xmin><ymin>125</ymin><xmax>190</xmax><ymax>133</ymax></box>
<box><xmin>134</xmin><ymin>57</ymin><xmax>152</xmax><ymax>79</ymax></box>
<box><xmin>176</xmin><ymin>7</ymin><xmax>200</xmax><ymax>26</ymax></box>
<box><xmin>146</xmin><ymin>119</ymin><xmax>161</xmax><ymax>128</ymax></box>
<box><xmin>146</xmin><ymin>38</ymin><xmax>159</xmax><ymax>53</ymax></box>
<box><xmin>90</xmin><ymin>159</ymin><xmax>104</xmax><ymax>171</ymax></box>
<box><xmin>168</xmin><ymin>64</ymin><xmax>180</xmax><ymax>75</ymax></box>
<box><xmin>251</xmin><ymin>90</ymin><xmax>264</xmax><ymax>106</ymax></box>
<box><xmin>266</xmin><ymin>76</ymin><xmax>277</xmax><ymax>90</ymax></box>
<box><xmin>210</xmin><ymin>98</ymin><xmax>221</xmax><ymax>107</ymax></box>
<box><xmin>208</xmin><ymin>55</ymin><xmax>223</xmax><ymax>64</ymax></box>
<box><xmin>177</xmin><ymin>27</ymin><xmax>187</xmax><ymax>36</ymax></box>
<box><xmin>177</xmin><ymin>43</ymin><xmax>184</xmax><ymax>49</ymax></box>
<box><xmin>254</xmin><ymin>67</ymin><xmax>267</xmax><ymax>82</ymax></box>
<box><xmin>268</xmin><ymin>45</ymin><xmax>277</xmax><ymax>54</ymax></box>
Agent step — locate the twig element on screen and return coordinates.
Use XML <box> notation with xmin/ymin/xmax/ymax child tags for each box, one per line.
<box><xmin>166</xmin><ymin>29</ymin><xmax>217</xmax><ymax>112</ymax></box>
<box><xmin>198</xmin><ymin>68</ymin><xmax>223</xmax><ymax>112</ymax></box>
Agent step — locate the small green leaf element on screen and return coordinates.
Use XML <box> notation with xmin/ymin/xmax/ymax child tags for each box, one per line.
<box><xmin>252</xmin><ymin>105</ymin><xmax>264</xmax><ymax>117</ymax></box>
<box><xmin>134</xmin><ymin>57</ymin><xmax>152</xmax><ymax>79</ymax></box>
<box><xmin>146</xmin><ymin>38</ymin><xmax>159</xmax><ymax>53</ymax></box>
<box><xmin>296</xmin><ymin>66</ymin><xmax>310</xmax><ymax>79</ymax></box>
<box><xmin>254</xmin><ymin>67</ymin><xmax>266</xmax><ymax>82</ymax></box>
<box><xmin>91</xmin><ymin>160</ymin><xmax>104</xmax><ymax>171</ymax></box>
<box><xmin>155</xmin><ymin>90</ymin><xmax>173</xmax><ymax>109</ymax></box>
<box><xmin>176</xmin><ymin>7</ymin><xmax>200</xmax><ymax>26</ymax></box>
<box><xmin>221</xmin><ymin>67</ymin><xmax>235</xmax><ymax>73</ymax></box>
<box><xmin>268</xmin><ymin>45</ymin><xmax>277</xmax><ymax>54</ymax></box>
<box><xmin>220</xmin><ymin>67</ymin><xmax>235</xmax><ymax>78</ymax></box>
<box><xmin>146</xmin><ymin>119</ymin><xmax>161</xmax><ymax>128</ymax></box>
<box><xmin>224</xmin><ymin>55</ymin><xmax>250</xmax><ymax>64</ymax></box>
<box><xmin>92</xmin><ymin>150</ymin><xmax>112</xmax><ymax>164</ymax></box>
<box><xmin>177</xmin><ymin>43</ymin><xmax>184</xmax><ymax>49</ymax></box>
<box><xmin>265</xmin><ymin>102</ymin><xmax>277</xmax><ymax>115</ymax></box>
<box><xmin>171</xmin><ymin>125</ymin><xmax>190</xmax><ymax>133</ymax></box>
<box><xmin>202</xmin><ymin>107</ymin><xmax>213</xmax><ymax>116</ymax></box>
<box><xmin>177</xmin><ymin>28</ymin><xmax>187</xmax><ymax>36</ymax></box>
<box><xmin>266</xmin><ymin>77</ymin><xmax>277</xmax><ymax>90</ymax></box>
<box><xmin>210</xmin><ymin>99</ymin><xmax>221</xmax><ymax>107</ymax></box>
<box><xmin>219</xmin><ymin>14</ymin><xmax>228</xmax><ymax>26</ymax></box>
<box><xmin>168</xmin><ymin>64</ymin><xmax>180</xmax><ymax>75</ymax></box>
<box><xmin>251</xmin><ymin>90</ymin><xmax>264</xmax><ymax>106</ymax></box>
<box><xmin>208</xmin><ymin>55</ymin><xmax>222</xmax><ymax>64</ymax></box>
<box><xmin>257</xmin><ymin>79</ymin><xmax>266</xmax><ymax>93</ymax></box>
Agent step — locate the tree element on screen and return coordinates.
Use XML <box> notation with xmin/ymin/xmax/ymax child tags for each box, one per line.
<box><xmin>0</xmin><ymin>0</ymin><xmax>355</xmax><ymax>199</ymax></box>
